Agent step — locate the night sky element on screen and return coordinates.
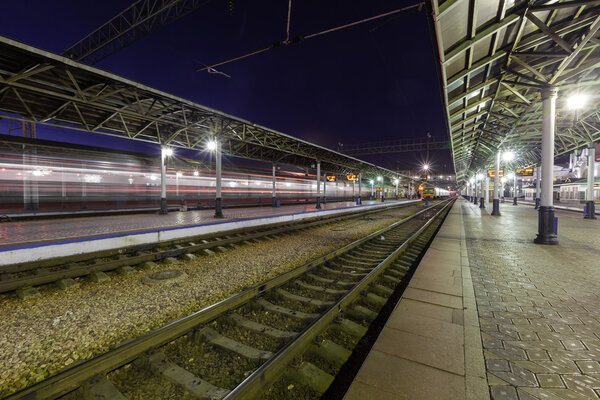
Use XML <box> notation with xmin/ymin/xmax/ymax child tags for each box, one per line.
<box><xmin>0</xmin><ymin>0</ymin><xmax>451</xmax><ymax>172</ymax></box>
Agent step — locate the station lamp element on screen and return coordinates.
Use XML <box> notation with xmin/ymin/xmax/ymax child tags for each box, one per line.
<box><xmin>567</xmin><ymin>93</ymin><xmax>588</xmax><ymax>110</ymax></box>
<box><xmin>393</xmin><ymin>178</ymin><xmax>399</xmax><ymax>185</ymax></box>
<box><xmin>162</xmin><ymin>147</ymin><xmax>174</xmax><ymax>157</ymax></box>
<box><xmin>193</xmin><ymin>170</ymin><xmax>199</xmax><ymax>176</ymax></box>
<box><xmin>502</xmin><ymin>151</ymin><xmax>515</xmax><ymax>161</ymax></box>
<box><xmin>206</xmin><ymin>140</ymin><xmax>218</xmax><ymax>151</ymax></box>
<box><xmin>369</xmin><ymin>179</ymin><xmax>374</xmax><ymax>185</ymax></box>
<box><xmin>422</xmin><ymin>164</ymin><xmax>430</xmax><ymax>171</ymax></box>
<box><xmin>377</xmin><ymin>176</ymin><xmax>382</xmax><ymax>182</ymax></box>
<box><xmin>507</xmin><ymin>172</ymin><xmax>515</xmax><ymax>180</ymax></box>
<box><xmin>476</xmin><ymin>173</ymin><xmax>483</xmax><ymax>180</ymax></box>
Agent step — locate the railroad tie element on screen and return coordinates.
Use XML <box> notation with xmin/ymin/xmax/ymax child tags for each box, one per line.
<box><xmin>195</xmin><ymin>326</ymin><xmax>273</xmax><ymax>361</ymax></box>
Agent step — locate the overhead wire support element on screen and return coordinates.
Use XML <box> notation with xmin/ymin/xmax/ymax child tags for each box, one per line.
<box><xmin>63</xmin><ymin>0</ymin><xmax>213</xmax><ymax>64</ymax></box>
<box><xmin>197</xmin><ymin>2</ymin><xmax>424</xmax><ymax>73</ymax></box>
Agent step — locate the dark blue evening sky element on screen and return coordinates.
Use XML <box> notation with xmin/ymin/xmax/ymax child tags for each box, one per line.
<box><xmin>0</xmin><ymin>0</ymin><xmax>450</xmax><ymax>172</ymax></box>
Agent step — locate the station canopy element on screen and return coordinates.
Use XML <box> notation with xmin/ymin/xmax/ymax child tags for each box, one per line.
<box><xmin>429</xmin><ymin>0</ymin><xmax>600</xmax><ymax>182</ymax></box>
<box><xmin>0</xmin><ymin>35</ymin><xmax>402</xmax><ymax>180</ymax></box>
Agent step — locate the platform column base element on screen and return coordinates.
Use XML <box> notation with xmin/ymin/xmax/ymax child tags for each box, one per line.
<box><xmin>160</xmin><ymin>198</ymin><xmax>168</xmax><ymax>215</ymax></box>
<box><xmin>491</xmin><ymin>199</ymin><xmax>501</xmax><ymax>216</ymax></box>
<box><xmin>272</xmin><ymin>197</ymin><xmax>277</xmax><ymax>207</ymax></box>
<box><xmin>323</xmin><ymin>196</ymin><xmax>327</xmax><ymax>204</ymax></box>
<box><xmin>584</xmin><ymin>200</ymin><xmax>596</xmax><ymax>219</ymax></box>
<box><xmin>534</xmin><ymin>206</ymin><xmax>558</xmax><ymax>245</ymax></box>
<box><xmin>473</xmin><ymin>196</ymin><xmax>478</xmax><ymax>205</ymax></box>
<box><xmin>381</xmin><ymin>196</ymin><xmax>384</xmax><ymax>203</ymax></box>
<box><xmin>513</xmin><ymin>197</ymin><xmax>518</xmax><ymax>205</ymax></box>
<box><xmin>479</xmin><ymin>197</ymin><xmax>484</xmax><ymax>209</ymax></box>
<box><xmin>316</xmin><ymin>197</ymin><xmax>321</xmax><ymax>209</ymax></box>
<box><xmin>214</xmin><ymin>197</ymin><xmax>224</xmax><ymax>218</ymax></box>
<box><xmin>535</xmin><ymin>198</ymin><xmax>540</xmax><ymax>210</ymax></box>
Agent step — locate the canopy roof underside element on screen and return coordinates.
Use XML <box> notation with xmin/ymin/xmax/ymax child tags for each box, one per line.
<box><xmin>0</xmin><ymin>35</ymin><xmax>403</xmax><ymax>179</ymax></box>
<box><xmin>429</xmin><ymin>0</ymin><xmax>600</xmax><ymax>181</ymax></box>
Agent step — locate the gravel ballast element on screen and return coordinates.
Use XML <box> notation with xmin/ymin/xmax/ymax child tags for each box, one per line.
<box><xmin>0</xmin><ymin>205</ymin><xmax>422</xmax><ymax>396</ymax></box>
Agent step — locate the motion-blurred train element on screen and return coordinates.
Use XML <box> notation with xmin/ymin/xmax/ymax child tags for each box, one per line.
<box><xmin>0</xmin><ymin>140</ymin><xmax>391</xmax><ymax>213</ymax></box>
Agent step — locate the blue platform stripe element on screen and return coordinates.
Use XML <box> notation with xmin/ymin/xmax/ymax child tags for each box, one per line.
<box><xmin>0</xmin><ymin>203</ymin><xmax>376</xmax><ymax>252</ymax></box>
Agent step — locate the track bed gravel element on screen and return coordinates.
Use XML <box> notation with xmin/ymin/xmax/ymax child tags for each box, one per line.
<box><xmin>0</xmin><ymin>204</ymin><xmax>423</xmax><ymax>396</ymax></box>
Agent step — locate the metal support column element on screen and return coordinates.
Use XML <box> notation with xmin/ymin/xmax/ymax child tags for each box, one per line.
<box><xmin>214</xmin><ymin>141</ymin><xmax>224</xmax><ymax>218</ymax></box>
<box><xmin>381</xmin><ymin>179</ymin><xmax>385</xmax><ymax>202</ymax></box>
<box><xmin>513</xmin><ymin>172</ymin><xmax>518</xmax><ymax>205</ymax></box>
<box><xmin>480</xmin><ymin>173</ymin><xmax>485</xmax><ymax>208</ymax></box>
<box><xmin>323</xmin><ymin>171</ymin><xmax>327</xmax><ymax>204</ymax></box>
<box><xmin>535</xmin><ymin>167</ymin><xmax>541</xmax><ymax>209</ymax></box>
<box><xmin>358</xmin><ymin>173</ymin><xmax>362</xmax><ymax>203</ymax></box>
<box><xmin>535</xmin><ymin>87</ymin><xmax>558</xmax><ymax>245</ymax></box>
<box><xmin>585</xmin><ymin>144</ymin><xmax>596</xmax><ymax>219</ymax></box>
<box><xmin>316</xmin><ymin>161</ymin><xmax>321</xmax><ymax>209</ymax></box>
<box><xmin>160</xmin><ymin>147</ymin><xmax>168</xmax><ymax>214</ymax></box>
<box><xmin>272</xmin><ymin>163</ymin><xmax>277</xmax><ymax>207</ymax></box>
<box><xmin>492</xmin><ymin>152</ymin><xmax>501</xmax><ymax>216</ymax></box>
<box><xmin>395</xmin><ymin>179</ymin><xmax>399</xmax><ymax>200</ymax></box>
<box><xmin>473</xmin><ymin>179</ymin><xmax>478</xmax><ymax>204</ymax></box>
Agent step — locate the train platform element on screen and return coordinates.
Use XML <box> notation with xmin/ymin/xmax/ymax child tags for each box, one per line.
<box><xmin>345</xmin><ymin>197</ymin><xmax>600</xmax><ymax>400</ymax></box>
<box><xmin>0</xmin><ymin>199</ymin><xmax>417</xmax><ymax>265</ymax></box>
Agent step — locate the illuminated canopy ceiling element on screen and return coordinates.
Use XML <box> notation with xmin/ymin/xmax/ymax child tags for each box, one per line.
<box><xmin>429</xmin><ymin>0</ymin><xmax>600</xmax><ymax>181</ymax></box>
<box><xmin>0</xmin><ymin>35</ymin><xmax>403</xmax><ymax>180</ymax></box>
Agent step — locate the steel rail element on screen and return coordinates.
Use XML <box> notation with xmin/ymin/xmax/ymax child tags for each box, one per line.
<box><xmin>4</xmin><ymin>200</ymin><xmax>447</xmax><ymax>400</ymax></box>
<box><xmin>226</xmin><ymin>199</ymin><xmax>455</xmax><ymax>398</ymax></box>
<box><xmin>0</xmin><ymin>201</ymin><xmax>418</xmax><ymax>294</ymax></box>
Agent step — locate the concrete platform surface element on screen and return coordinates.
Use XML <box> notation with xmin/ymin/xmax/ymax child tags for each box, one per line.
<box><xmin>0</xmin><ymin>199</ymin><xmax>394</xmax><ymax>248</ymax></box>
<box><xmin>0</xmin><ymin>199</ymin><xmax>417</xmax><ymax>265</ymax></box>
<box><xmin>345</xmin><ymin>197</ymin><xmax>600</xmax><ymax>400</ymax></box>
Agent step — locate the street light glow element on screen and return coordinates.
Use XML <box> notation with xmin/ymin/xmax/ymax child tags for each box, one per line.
<box><xmin>163</xmin><ymin>147</ymin><xmax>173</xmax><ymax>157</ymax></box>
<box><xmin>206</xmin><ymin>140</ymin><xmax>217</xmax><ymax>151</ymax></box>
<box><xmin>377</xmin><ymin>176</ymin><xmax>382</xmax><ymax>181</ymax></box>
<box><xmin>369</xmin><ymin>179</ymin><xmax>374</xmax><ymax>185</ymax></box>
<box><xmin>502</xmin><ymin>151</ymin><xmax>515</xmax><ymax>161</ymax></box>
<box><xmin>423</xmin><ymin>164</ymin><xmax>430</xmax><ymax>171</ymax></box>
<box><xmin>476</xmin><ymin>173</ymin><xmax>483</xmax><ymax>180</ymax></box>
<box><xmin>567</xmin><ymin>93</ymin><xmax>588</xmax><ymax>110</ymax></box>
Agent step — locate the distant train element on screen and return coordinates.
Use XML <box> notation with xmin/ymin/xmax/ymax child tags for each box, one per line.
<box><xmin>422</xmin><ymin>185</ymin><xmax>450</xmax><ymax>199</ymax></box>
<box><xmin>0</xmin><ymin>150</ymin><xmax>379</xmax><ymax>213</ymax></box>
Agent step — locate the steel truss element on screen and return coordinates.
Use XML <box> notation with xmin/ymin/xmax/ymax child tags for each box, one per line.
<box><xmin>0</xmin><ymin>35</ymin><xmax>401</xmax><ymax>180</ymax></box>
<box><xmin>429</xmin><ymin>0</ymin><xmax>600</xmax><ymax>182</ymax></box>
<box><xmin>63</xmin><ymin>0</ymin><xmax>211</xmax><ymax>64</ymax></box>
<box><xmin>339</xmin><ymin>137</ymin><xmax>450</xmax><ymax>156</ymax></box>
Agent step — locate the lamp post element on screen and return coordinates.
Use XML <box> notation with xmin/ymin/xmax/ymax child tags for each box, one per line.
<box><xmin>377</xmin><ymin>176</ymin><xmax>383</xmax><ymax>202</ymax></box>
<box><xmin>492</xmin><ymin>151</ymin><xmax>501</xmax><ymax>216</ymax></box>
<box><xmin>508</xmin><ymin>172</ymin><xmax>517</xmax><ymax>205</ymax></box>
<box><xmin>316</xmin><ymin>161</ymin><xmax>321</xmax><ymax>209</ymax></box>
<box><xmin>394</xmin><ymin>178</ymin><xmax>399</xmax><ymax>200</ymax></box>
<box><xmin>534</xmin><ymin>86</ymin><xmax>558</xmax><ymax>245</ymax></box>
<box><xmin>160</xmin><ymin>147</ymin><xmax>173</xmax><ymax>214</ymax></box>
<box><xmin>585</xmin><ymin>143</ymin><xmax>596</xmax><ymax>219</ymax></box>
<box><xmin>207</xmin><ymin>139</ymin><xmax>224</xmax><ymax>218</ymax></box>
<box><xmin>477</xmin><ymin>173</ymin><xmax>485</xmax><ymax>208</ymax></box>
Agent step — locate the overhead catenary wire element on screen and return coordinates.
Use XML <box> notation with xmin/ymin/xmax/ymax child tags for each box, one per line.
<box><xmin>197</xmin><ymin>2</ymin><xmax>424</xmax><ymax>73</ymax></box>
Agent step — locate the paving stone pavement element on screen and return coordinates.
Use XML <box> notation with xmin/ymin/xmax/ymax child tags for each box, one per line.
<box><xmin>463</xmin><ymin>199</ymin><xmax>600</xmax><ymax>399</ymax></box>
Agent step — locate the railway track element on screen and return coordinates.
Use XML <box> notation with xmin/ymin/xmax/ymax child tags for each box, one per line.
<box><xmin>0</xmin><ymin>201</ymin><xmax>418</xmax><ymax>297</ymax></box>
<box><xmin>4</xmin><ymin>199</ymin><xmax>454</xmax><ymax>400</ymax></box>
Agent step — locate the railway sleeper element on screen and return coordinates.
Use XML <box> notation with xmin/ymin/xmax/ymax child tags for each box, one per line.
<box><xmin>227</xmin><ymin>313</ymin><xmax>298</xmax><ymax>340</ymax></box>
<box><xmin>381</xmin><ymin>274</ymin><xmax>401</xmax><ymax>284</ymax></box>
<box><xmin>294</xmin><ymin>280</ymin><xmax>348</xmax><ymax>296</ymax></box>
<box><xmin>305</xmin><ymin>273</ymin><xmax>356</xmax><ymax>288</ymax></box>
<box><xmin>333</xmin><ymin>257</ymin><xmax>376</xmax><ymax>268</ymax></box>
<box><xmin>371</xmin><ymin>283</ymin><xmax>393</xmax><ymax>297</ymax></box>
<box><xmin>329</xmin><ymin>261</ymin><xmax>372</xmax><ymax>272</ymax></box>
<box><xmin>321</xmin><ymin>266</ymin><xmax>367</xmax><ymax>278</ymax></box>
<box><xmin>195</xmin><ymin>326</ymin><xmax>273</xmax><ymax>361</ymax></box>
<box><xmin>309</xmin><ymin>338</ymin><xmax>352</xmax><ymax>366</ymax></box>
<box><xmin>347</xmin><ymin>305</ymin><xmax>378</xmax><ymax>322</ymax></box>
<box><xmin>276</xmin><ymin>288</ymin><xmax>335</xmax><ymax>309</ymax></box>
<box><xmin>82</xmin><ymin>374</ymin><xmax>126</xmax><ymax>400</ymax></box>
<box><xmin>256</xmin><ymin>298</ymin><xmax>319</xmax><ymax>322</ymax></box>
<box><xmin>285</xmin><ymin>361</ymin><xmax>334</xmax><ymax>395</ymax></box>
<box><xmin>362</xmin><ymin>292</ymin><xmax>388</xmax><ymax>308</ymax></box>
<box><xmin>335</xmin><ymin>318</ymin><xmax>368</xmax><ymax>338</ymax></box>
<box><xmin>140</xmin><ymin>350</ymin><xmax>230</xmax><ymax>399</ymax></box>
